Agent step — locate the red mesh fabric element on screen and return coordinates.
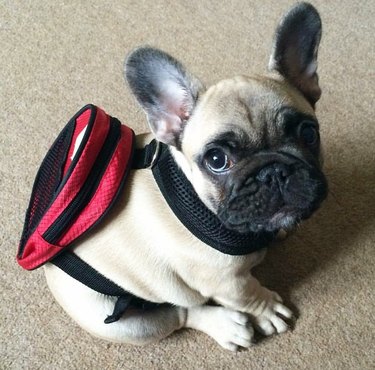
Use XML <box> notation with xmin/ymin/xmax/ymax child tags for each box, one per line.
<box><xmin>38</xmin><ymin>107</ymin><xmax>109</xmax><ymax>235</ymax></box>
<box><xmin>58</xmin><ymin>125</ymin><xmax>133</xmax><ymax>245</ymax></box>
<box><xmin>17</xmin><ymin>105</ymin><xmax>134</xmax><ymax>270</ymax></box>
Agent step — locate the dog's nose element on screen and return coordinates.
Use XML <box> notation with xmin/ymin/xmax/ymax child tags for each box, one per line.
<box><xmin>256</xmin><ymin>163</ymin><xmax>291</xmax><ymax>185</ymax></box>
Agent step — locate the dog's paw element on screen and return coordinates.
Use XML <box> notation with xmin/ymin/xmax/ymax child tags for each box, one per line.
<box><xmin>187</xmin><ymin>306</ymin><xmax>254</xmax><ymax>351</ymax></box>
<box><xmin>208</xmin><ymin>308</ymin><xmax>254</xmax><ymax>351</ymax></box>
<box><xmin>251</xmin><ymin>290</ymin><xmax>293</xmax><ymax>336</ymax></box>
<box><xmin>216</xmin><ymin>308</ymin><xmax>254</xmax><ymax>351</ymax></box>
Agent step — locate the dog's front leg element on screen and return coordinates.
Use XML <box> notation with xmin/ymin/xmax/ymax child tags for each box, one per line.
<box><xmin>213</xmin><ymin>275</ymin><xmax>293</xmax><ymax>336</ymax></box>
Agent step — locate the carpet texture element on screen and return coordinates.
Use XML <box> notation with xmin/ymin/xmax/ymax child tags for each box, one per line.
<box><xmin>1</xmin><ymin>1</ymin><xmax>374</xmax><ymax>369</ymax></box>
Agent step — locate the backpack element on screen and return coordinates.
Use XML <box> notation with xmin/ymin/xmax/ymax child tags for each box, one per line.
<box><xmin>17</xmin><ymin>104</ymin><xmax>134</xmax><ymax>270</ymax></box>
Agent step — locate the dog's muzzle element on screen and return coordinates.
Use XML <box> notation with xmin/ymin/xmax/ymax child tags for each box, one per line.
<box><xmin>218</xmin><ymin>153</ymin><xmax>328</xmax><ymax>233</ymax></box>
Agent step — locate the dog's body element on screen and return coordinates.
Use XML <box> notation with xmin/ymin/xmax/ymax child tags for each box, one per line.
<box><xmin>44</xmin><ymin>3</ymin><xmax>327</xmax><ymax>351</ymax></box>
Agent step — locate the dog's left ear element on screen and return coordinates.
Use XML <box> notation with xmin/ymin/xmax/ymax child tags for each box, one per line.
<box><xmin>268</xmin><ymin>2</ymin><xmax>322</xmax><ymax>106</ymax></box>
<box><xmin>125</xmin><ymin>47</ymin><xmax>204</xmax><ymax>147</ymax></box>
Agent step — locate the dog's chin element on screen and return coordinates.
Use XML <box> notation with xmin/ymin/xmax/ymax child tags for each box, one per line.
<box><xmin>220</xmin><ymin>207</ymin><xmax>306</xmax><ymax>234</ymax></box>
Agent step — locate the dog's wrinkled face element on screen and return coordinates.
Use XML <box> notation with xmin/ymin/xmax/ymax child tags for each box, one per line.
<box><xmin>181</xmin><ymin>76</ymin><xmax>327</xmax><ymax>232</ymax></box>
<box><xmin>125</xmin><ymin>3</ymin><xmax>327</xmax><ymax>234</ymax></box>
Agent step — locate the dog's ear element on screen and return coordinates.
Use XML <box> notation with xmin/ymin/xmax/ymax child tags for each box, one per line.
<box><xmin>125</xmin><ymin>47</ymin><xmax>204</xmax><ymax>147</ymax></box>
<box><xmin>268</xmin><ymin>2</ymin><xmax>322</xmax><ymax>106</ymax></box>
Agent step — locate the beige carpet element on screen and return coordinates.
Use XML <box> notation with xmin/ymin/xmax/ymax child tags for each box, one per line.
<box><xmin>1</xmin><ymin>1</ymin><xmax>374</xmax><ymax>369</ymax></box>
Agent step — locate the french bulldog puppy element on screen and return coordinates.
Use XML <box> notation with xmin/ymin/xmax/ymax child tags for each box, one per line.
<box><xmin>44</xmin><ymin>2</ymin><xmax>327</xmax><ymax>351</ymax></box>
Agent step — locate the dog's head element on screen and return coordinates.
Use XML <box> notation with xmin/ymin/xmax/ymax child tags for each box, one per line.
<box><xmin>125</xmin><ymin>2</ymin><xmax>328</xmax><ymax>234</ymax></box>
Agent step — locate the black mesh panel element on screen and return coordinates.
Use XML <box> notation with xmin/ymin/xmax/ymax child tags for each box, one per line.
<box><xmin>152</xmin><ymin>144</ymin><xmax>275</xmax><ymax>255</ymax></box>
<box><xmin>18</xmin><ymin>120</ymin><xmax>75</xmax><ymax>257</ymax></box>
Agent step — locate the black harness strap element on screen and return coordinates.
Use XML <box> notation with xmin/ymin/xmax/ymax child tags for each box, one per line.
<box><xmin>52</xmin><ymin>251</ymin><xmax>127</xmax><ymax>297</ymax></box>
<box><xmin>151</xmin><ymin>142</ymin><xmax>275</xmax><ymax>255</ymax></box>
<box><xmin>51</xmin><ymin>251</ymin><xmax>163</xmax><ymax>323</ymax></box>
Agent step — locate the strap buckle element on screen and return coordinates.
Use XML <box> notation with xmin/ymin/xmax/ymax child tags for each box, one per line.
<box><xmin>132</xmin><ymin>139</ymin><xmax>163</xmax><ymax>170</ymax></box>
<box><xmin>149</xmin><ymin>140</ymin><xmax>161</xmax><ymax>169</ymax></box>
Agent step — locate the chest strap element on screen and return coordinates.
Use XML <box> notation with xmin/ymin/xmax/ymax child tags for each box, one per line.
<box><xmin>141</xmin><ymin>140</ymin><xmax>276</xmax><ymax>255</ymax></box>
<box><xmin>52</xmin><ymin>251</ymin><xmax>163</xmax><ymax>324</ymax></box>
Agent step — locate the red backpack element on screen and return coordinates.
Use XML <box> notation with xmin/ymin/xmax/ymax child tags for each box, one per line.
<box><xmin>17</xmin><ymin>104</ymin><xmax>134</xmax><ymax>270</ymax></box>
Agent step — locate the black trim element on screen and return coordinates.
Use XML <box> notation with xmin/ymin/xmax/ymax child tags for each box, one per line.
<box><xmin>53</xmin><ymin>105</ymin><xmax>98</xmax><ymax>196</ymax></box>
<box><xmin>17</xmin><ymin>105</ymin><xmax>96</xmax><ymax>258</ymax></box>
<box><xmin>43</xmin><ymin>117</ymin><xmax>121</xmax><ymax>244</ymax></box>
<box><xmin>44</xmin><ymin>125</ymin><xmax>136</xmax><ymax>266</ymax></box>
<box><xmin>18</xmin><ymin>122</ymin><xmax>75</xmax><ymax>258</ymax></box>
<box><xmin>72</xmin><ymin>129</ymin><xmax>136</xmax><ymax>248</ymax></box>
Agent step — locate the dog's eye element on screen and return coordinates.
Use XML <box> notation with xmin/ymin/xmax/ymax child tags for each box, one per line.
<box><xmin>204</xmin><ymin>148</ymin><xmax>232</xmax><ymax>173</ymax></box>
<box><xmin>299</xmin><ymin>123</ymin><xmax>319</xmax><ymax>146</ymax></box>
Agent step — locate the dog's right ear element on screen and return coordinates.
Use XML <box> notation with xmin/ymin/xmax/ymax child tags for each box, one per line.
<box><xmin>268</xmin><ymin>2</ymin><xmax>322</xmax><ymax>106</ymax></box>
<box><xmin>125</xmin><ymin>47</ymin><xmax>204</xmax><ymax>147</ymax></box>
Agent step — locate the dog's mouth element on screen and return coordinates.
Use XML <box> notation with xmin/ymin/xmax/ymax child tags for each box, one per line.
<box><xmin>217</xmin><ymin>161</ymin><xmax>327</xmax><ymax>234</ymax></box>
<box><xmin>220</xmin><ymin>205</ymin><xmax>304</xmax><ymax>233</ymax></box>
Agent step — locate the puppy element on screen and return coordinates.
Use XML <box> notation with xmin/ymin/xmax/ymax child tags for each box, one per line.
<box><xmin>44</xmin><ymin>3</ymin><xmax>327</xmax><ymax>351</ymax></box>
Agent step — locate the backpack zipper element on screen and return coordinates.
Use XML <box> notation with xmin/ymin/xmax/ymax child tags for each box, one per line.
<box><xmin>43</xmin><ymin>118</ymin><xmax>121</xmax><ymax>244</ymax></box>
